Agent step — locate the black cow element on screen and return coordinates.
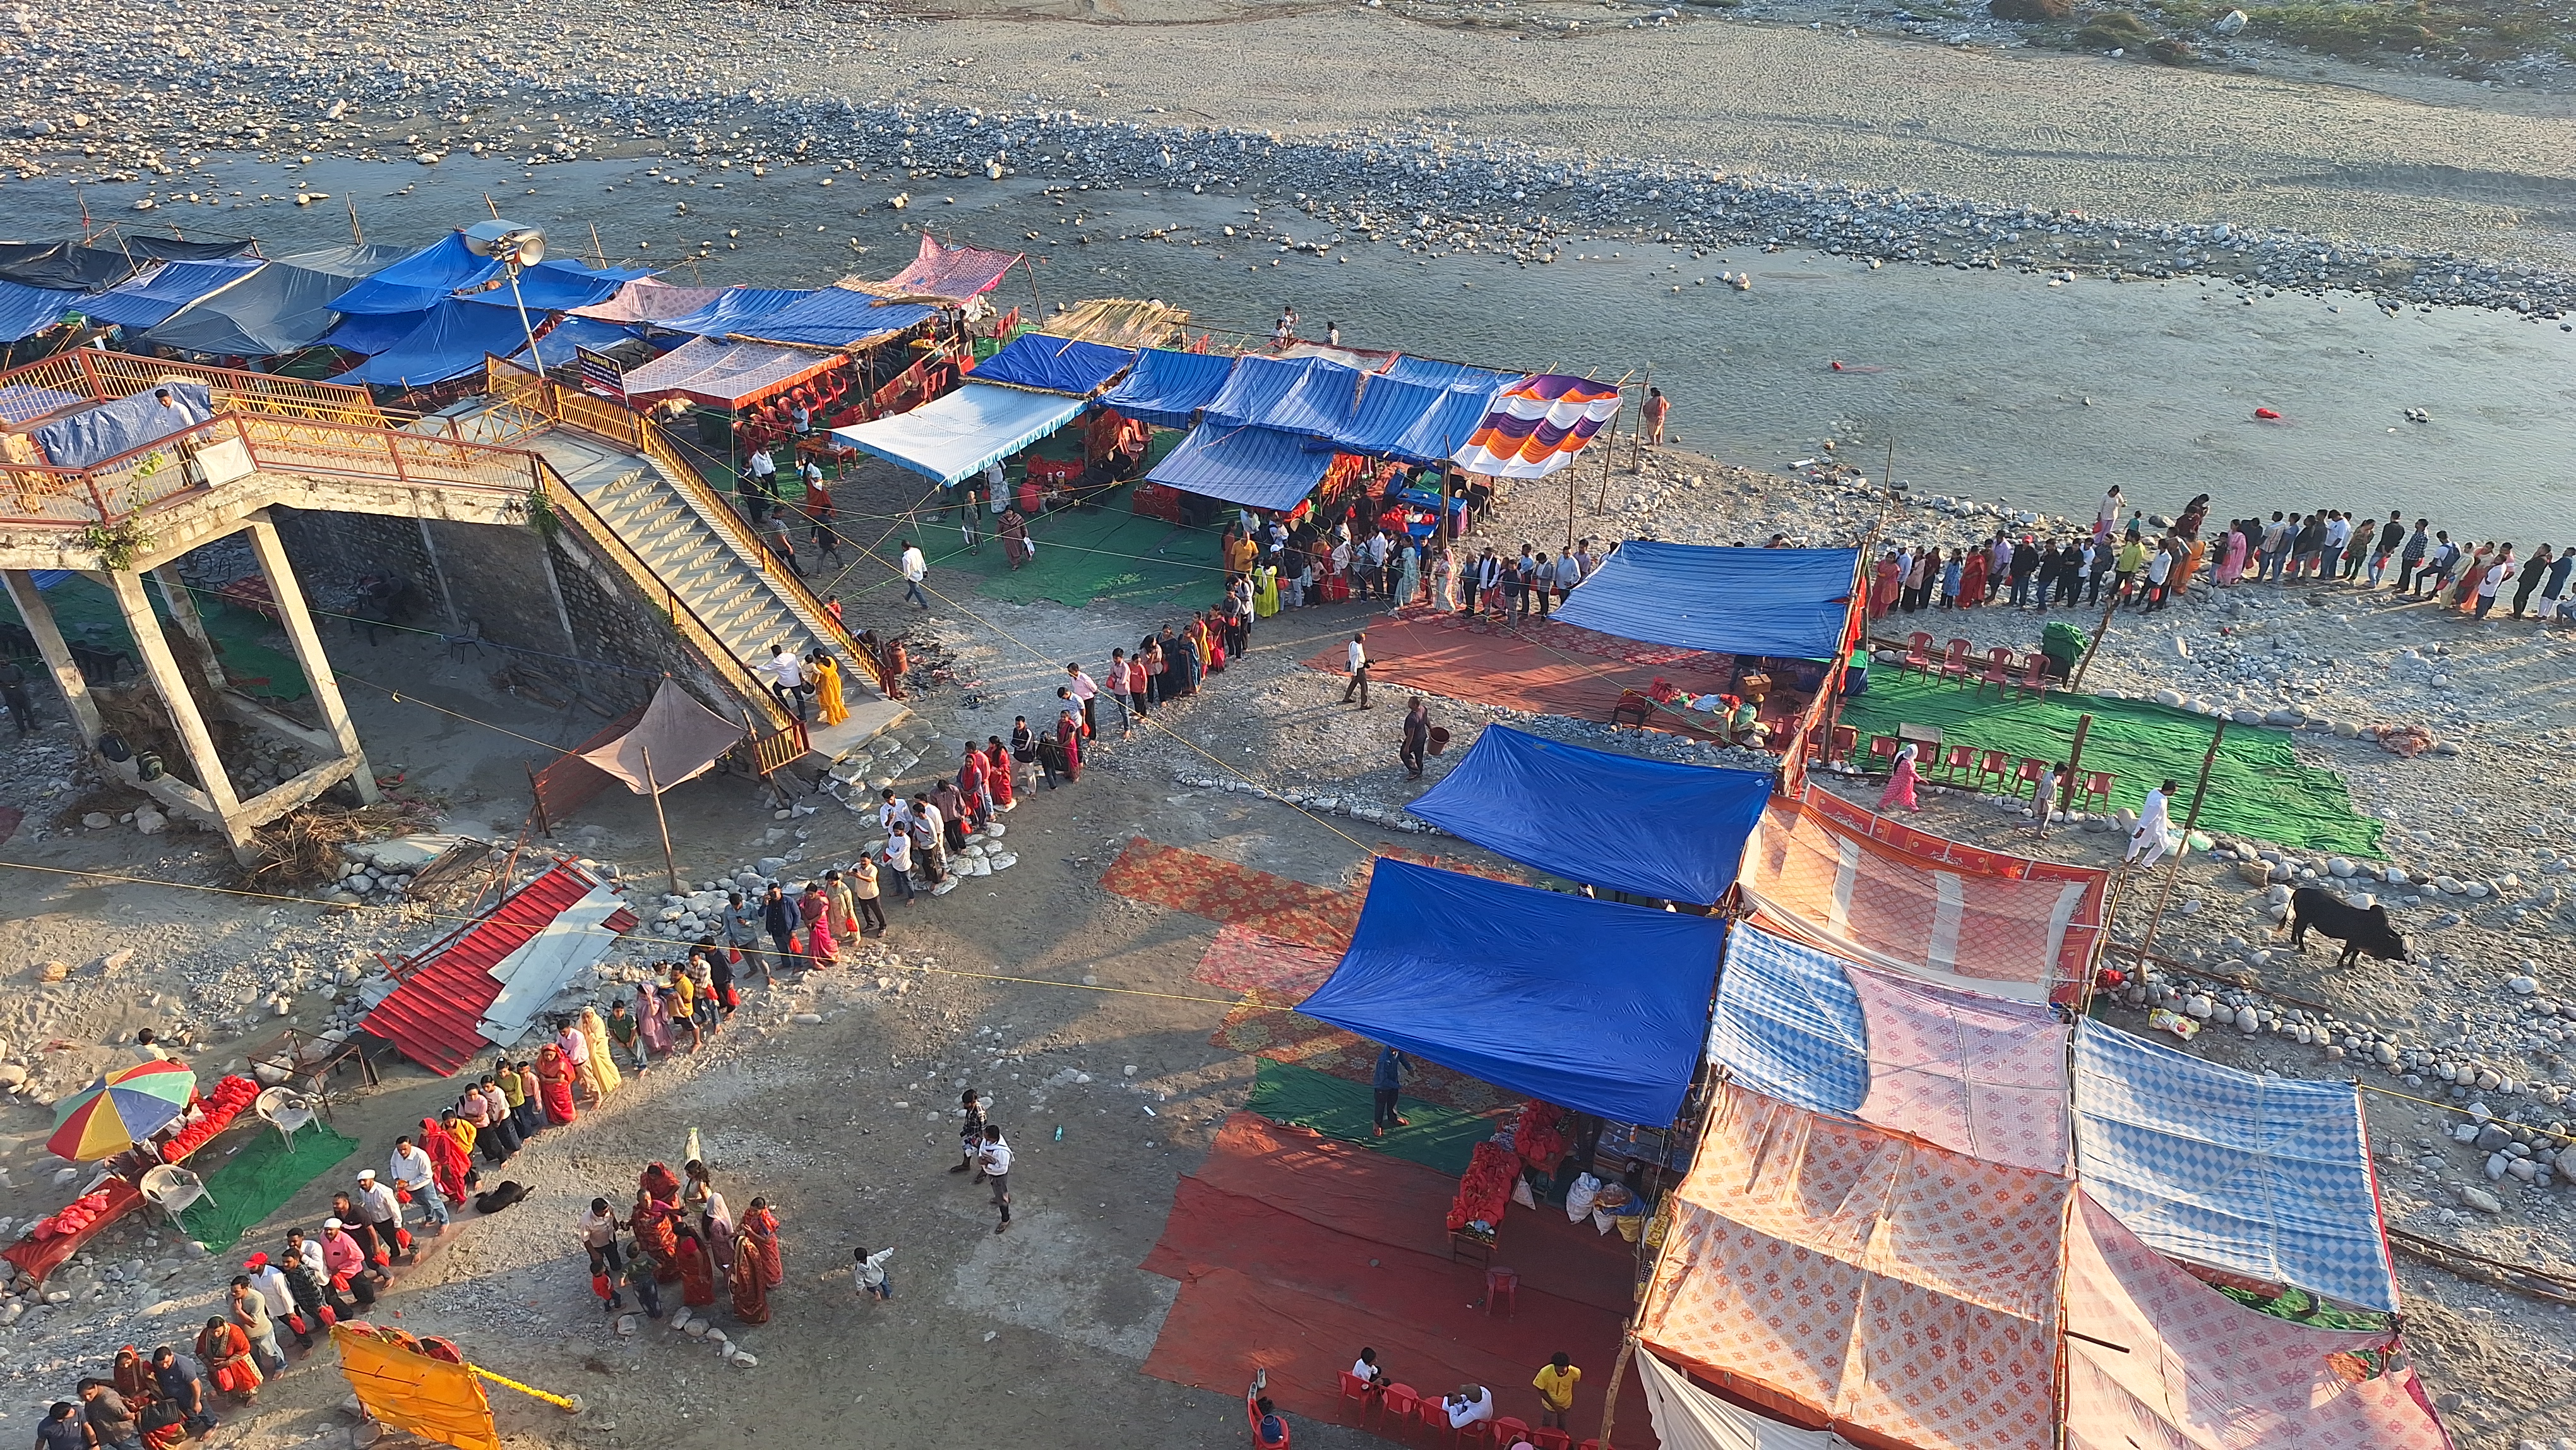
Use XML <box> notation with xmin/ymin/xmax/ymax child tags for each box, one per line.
<box><xmin>2288</xmin><ymin>886</ymin><xmax>2409</xmax><ymax>969</ymax></box>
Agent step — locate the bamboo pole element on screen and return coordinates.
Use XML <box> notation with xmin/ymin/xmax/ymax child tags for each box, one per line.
<box><xmin>640</xmin><ymin>745</ymin><xmax>681</xmax><ymax>896</ymax></box>
<box><xmin>2040</xmin><ymin>712</ymin><xmax>2092</xmax><ymax>841</ymax></box>
<box><xmin>2070</xmin><ymin>585</ymin><xmax>2119</xmax><ymax>691</ymax></box>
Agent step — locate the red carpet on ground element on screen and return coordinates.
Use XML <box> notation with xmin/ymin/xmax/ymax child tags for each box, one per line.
<box><xmin>1142</xmin><ymin>1114</ymin><xmax>1656</xmax><ymax>1447</ymax></box>
<box><xmin>1304</xmin><ymin>606</ymin><xmax>1736</xmax><ymax>742</ymax></box>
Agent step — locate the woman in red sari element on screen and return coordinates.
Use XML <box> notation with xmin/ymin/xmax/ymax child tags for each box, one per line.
<box><xmin>742</xmin><ymin>1198</ymin><xmax>784</xmax><ymax>1288</ymax></box>
<box><xmin>983</xmin><ymin>736</ymin><xmax>1015</xmax><ymax>810</ymax></box>
<box><xmin>727</xmin><ymin>1226</ymin><xmax>770</xmax><ymax>1324</ymax></box>
<box><xmin>631</xmin><ymin>1190</ymin><xmax>682</xmax><ymax>1283</ymax></box>
<box><xmin>1957</xmin><ymin>547</ymin><xmax>1988</xmax><ymax>610</ymax></box>
<box><xmin>197</xmin><ymin>1317</ymin><xmax>263</xmax><ymax>1400</ymax></box>
<box><xmin>534</xmin><ymin>1045</ymin><xmax>578</xmax><ymax>1126</ymax></box>
<box><xmin>420</xmin><ymin>1117</ymin><xmax>470</xmax><ymax>1208</ymax></box>
<box><xmin>673</xmin><ymin>1222</ymin><xmax>718</xmax><ymax>1309</ymax></box>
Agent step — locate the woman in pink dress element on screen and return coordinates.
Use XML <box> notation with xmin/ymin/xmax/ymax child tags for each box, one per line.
<box><xmin>798</xmin><ymin>883</ymin><xmax>837</xmax><ymax>967</ymax></box>
<box><xmin>1877</xmin><ymin>743</ymin><xmax>1922</xmax><ymax>813</ymax></box>
<box><xmin>2215</xmin><ymin>525</ymin><xmax>2248</xmax><ymax>587</ymax></box>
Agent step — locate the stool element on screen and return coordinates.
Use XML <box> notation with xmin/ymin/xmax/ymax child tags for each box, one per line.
<box><xmin>1484</xmin><ymin>1266</ymin><xmax>1519</xmax><ymax>1317</ymax></box>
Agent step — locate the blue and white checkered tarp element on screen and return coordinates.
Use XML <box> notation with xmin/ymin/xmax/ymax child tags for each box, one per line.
<box><xmin>2072</xmin><ymin>1020</ymin><xmax>2399</xmax><ymax>1312</ymax></box>
<box><xmin>1705</xmin><ymin>920</ymin><xmax>1867</xmax><ymax>1117</ymax></box>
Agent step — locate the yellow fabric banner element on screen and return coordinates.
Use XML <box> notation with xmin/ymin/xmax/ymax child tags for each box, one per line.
<box><xmin>332</xmin><ymin>1326</ymin><xmax>499</xmax><ymax>1450</ymax></box>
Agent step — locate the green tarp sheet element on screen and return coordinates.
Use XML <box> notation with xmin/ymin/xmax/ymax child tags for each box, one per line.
<box><xmin>1243</xmin><ymin>1058</ymin><xmax>1497</xmax><ymax>1177</ymax></box>
<box><xmin>179</xmin><ymin>1123</ymin><xmax>362</xmax><ymax>1250</ymax></box>
<box><xmin>1840</xmin><ymin>672</ymin><xmax>2384</xmax><ymax>857</ymax></box>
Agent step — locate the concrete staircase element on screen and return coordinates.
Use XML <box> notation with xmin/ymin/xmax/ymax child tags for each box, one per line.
<box><xmin>525</xmin><ymin>430</ymin><xmax>903</xmax><ymax>762</ymax></box>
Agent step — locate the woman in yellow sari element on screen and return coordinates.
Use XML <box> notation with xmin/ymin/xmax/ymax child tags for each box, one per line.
<box><xmin>811</xmin><ymin>651</ymin><xmax>849</xmax><ymax>726</ymax></box>
<box><xmin>1252</xmin><ymin>564</ymin><xmax>1279</xmax><ymax>618</ymax></box>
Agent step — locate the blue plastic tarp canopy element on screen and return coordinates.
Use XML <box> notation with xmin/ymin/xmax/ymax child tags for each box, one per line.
<box><xmin>1097</xmin><ymin>348</ymin><xmax>1232</xmax><ymax>428</ymax></box>
<box><xmin>830</xmin><ymin>381</ymin><xmax>1085</xmax><ymax>486</ymax></box>
<box><xmin>320</xmin><ymin>308</ymin><xmax>434</xmax><ymax>357</ymax></box>
<box><xmin>1145</xmin><ymin>422</ymin><xmax>1331</xmax><ymax>512</ymax></box>
<box><xmin>1554</xmin><ymin>542</ymin><xmax>1859</xmax><ymax>659</ymax></box>
<box><xmin>732</xmin><ymin>292</ymin><xmax>938</xmax><ymax>349</ymax></box>
<box><xmin>969</xmin><ymin>333</ymin><xmax>1135</xmax><ymax>396</ymax></box>
<box><xmin>1202</xmin><ymin>354</ymin><xmax>1373</xmax><ymax>438</ymax></box>
<box><xmin>0</xmin><ymin>279</ymin><xmax>81</xmax><ymax>343</ymax></box>
<box><xmin>510</xmin><ymin>316</ymin><xmax>646</xmax><ymax>371</ymax></box>
<box><xmin>1297</xmin><ymin>861</ymin><xmax>1726</xmax><ymax>1125</ymax></box>
<box><xmin>78</xmin><ymin>258</ymin><xmax>266</xmax><ymax>330</ymax></box>
<box><xmin>652</xmin><ymin>287</ymin><xmax>814</xmax><ymax>338</ymax></box>
<box><xmin>453</xmin><ymin>261</ymin><xmax>648</xmax><ymax>314</ymax></box>
<box><xmin>143</xmin><ymin>244</ymin><xmax>405</xmax><ymax>359</ymax></box>
<box><xmin>1405</xmin><ymin>725</ymin><xmax>1770</xmax><ymax>903</ymax></box>
<box><xmin>326</xmin><ymin>233</ymin><xmax>642</xmax><ymax>316</ymax></box>
<box><xmin>1381</xmin><ymin>355</ymin><xmax>1518</xmax><ymax>392</ymax></box>
<box><xmin>327</xmin><ymin>303</ymin><xmax>535</xmax><ymax>388</ymax></box>
<box><xmin>1702</xmin><ymin>919</ymin><xmax>1869</xmax><ymax>1116</ymax></box>
<box><xmin>2072</xmin><ymin>1020</ymin><xmax>2400</xmax><ymax>1311</ymax></box>
<box><xmin>0</xmin><ymin>242</ymin><xmax>143</xmax><ymax>293</ymax></box>
<box><xmin>32</xmin><ymin>381</ymin><xmax>213</xmax><ymax>469</ymax></box>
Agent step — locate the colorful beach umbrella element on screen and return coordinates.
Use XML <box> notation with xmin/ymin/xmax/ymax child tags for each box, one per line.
<box><xmin>47</xmin><ymin>1058</ymin><xmax>198</xmax><ymax>1161</ymax></box>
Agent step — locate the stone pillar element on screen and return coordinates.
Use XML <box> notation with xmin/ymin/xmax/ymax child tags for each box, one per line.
<box><xmin>2</xmin><ymin>569</ymin><xmax>104</xmax><ymax>744</ymax></box>
<box><xmin>152</xmin><ymin>565</ymin><xmax>227</xmax><ymax>690</ymax></box>
<box><xmin>105</xmin><ymin>566</ymin><xmax>251</xmax><ymax>855</ymax></box>
<box><xmin>244</xmin><ymin>513</ymin><xmax>379</xmax><ymax>806</ymax></box>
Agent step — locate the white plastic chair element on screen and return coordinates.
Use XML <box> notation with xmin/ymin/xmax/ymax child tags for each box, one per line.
<box><xmin>138</xmin><ymin>1165</ymin><xmax>212</xmax><ymax>1230</ymax></box>
<box><xmin>256</xmin><ymin>1086</ymin><xmax>318</xmax><ymax>1145</ymax></box>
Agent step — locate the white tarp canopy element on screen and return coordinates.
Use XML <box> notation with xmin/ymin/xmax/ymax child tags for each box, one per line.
<box><xmin>1638</xmin><ymin>1350</ymin><xmax>1857</xmax><ymax>1450</ymax></box>
<box><xmin>578</xmin><ymin>679</ymin><xmax>744</xmax><ymax>794</ymax></box>
<box><xmin>830</xmin><ymin>380</ymin><xmax>1085</xmax><ymax>486</ymax></box>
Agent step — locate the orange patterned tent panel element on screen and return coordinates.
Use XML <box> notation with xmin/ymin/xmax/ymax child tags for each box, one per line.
<box><xmin>1743</xmin><ymin>793</ymin><xmax>2107</xmax><ymax>1003</ymax></box>
<box><xmin>1641</xmin><ymin>1086</ymin><xmax>2070</xmax><ymax>1450</ymax></box>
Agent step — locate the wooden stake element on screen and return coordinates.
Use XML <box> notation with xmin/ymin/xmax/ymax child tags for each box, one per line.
<box><xmin>1628</xmin><ymin>365</ymin><xmax>1652</xmax><ymax>470</ymax></box>
<box><xmin>2071</xmin><ymin>586</ymin><xmax>2119</xmax><ymax>691</ymax></box>
<box><xmin>2041</xmin><ymin>712</ymin><xmax>2092</xmax><ymax>842</ymax></box>
<box><xmin>640</xmin><ymin>745</ymin><xmax>681</xmax><ymax>897</ymax></box>
<box><xmin>347</xmin><ymin>195</ymin><xmax>364</xmax><ymax>246</ymax></box>
<box><xmin>1595</xmin><ymin>1333</ymin><xmax>1637</xmax><ymax>1450</ymax></box>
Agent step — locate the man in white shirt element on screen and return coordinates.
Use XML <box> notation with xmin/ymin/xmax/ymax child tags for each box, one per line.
<box><xmin>898</xmin><ymin>539</ymin><xmax>932</xmax><ymax>611</ymax></box>
<box><xmin>388</xmin><ymin>1135</ymin><xmax>448</xmax><ymax>1228</ymax></box>
<box><xmin>1445</xmin><ymin>1384</ymin><xmax>1496</xmax><ymax>1430</ymax></box>
<box><xmin>1342</xmin><ymin>631</ymin><xmax>1371</xmax><ymax>709</ymax></box>
<box><xmin>2143</xmin><ymin>544</ymin><xmax>2176</xmax><ymax>612</ymax></box>
<box><xmin>975</xmin><ymin>1125</ymin><xmax>1013</xmax><ymax>1234</ymax></box>
<box><xmin>2124</xmin><ymin>779</ymin><xmax>2178</xmax><ymax>868</ymax></box>
<box><xmin>765</xmin><ymin>645</ymin><xmax>811</xmax><ymax>720</ymax></box>
<box><xmin>876</xmin><ymin>788</ymin><xmax>913</xmax><ymax>836</ymax></box>
<box><xmin>352</xmin><ymin>1170</ymin><xmax>412</xmax><ymax>1263</ymax></box>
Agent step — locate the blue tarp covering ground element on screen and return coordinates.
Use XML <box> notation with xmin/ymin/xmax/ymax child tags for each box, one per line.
<box><xmin>78</xmin><ymin>258</ymin><xmax>266</xmax><ymax>330</ymax></box>
<box><xmin>1145</xmin><ymin>422</ymin><xmax>1331</xmax><ymax>511</ymax></box>
<box><xmin>732</xmin><ymin>293</ymin><xmax>937</xmax><ymax>349</ymax></box>
<box><xmin>1554</xmin><ymin>542</ymin><xmax>1861</xmax><ymax>660</ymax></box>
<box><xmin>2072</xmin><ymin>1020</ymin><xmax>2400</xmax><ymax>1312</ymax></box>
<box><xmin>968</xmin><ymin>333</ymin><xmax>1135</xmax><ymax>395</ymax></box>
<box><xmin>1702</xmin><ymin>920</ymin><xmax>1870</xmax><ymax>1117</ymax></box>
<box><xmin>1295</xmin><ymin>860</ymin><xmax>1727</xmax><ymax>1125</ymax></box>
<box><xmin>0</xmin><ymin>279</ymin><xmax>82</xmax><ymax>342</ymax></box>
<box><xmin>1097</xmin><ymin>347</ymin><xmax>1232</xmax><ymax>428</ymax></box>
<box><xmin>328</xmin><ymin>303</ymin><xmax>537</xmax><ymax>387</ymax></box>
<box><xmin>653</xmin><ymin>287</ymin><xmax>814</xmax><ymax>338</ymax></box>
<box><xmin>32</xmin><ymin>381</ymin><xmax>213</xmax><ymax>469</ymax></box>
<box><xmin>1405</xmin><ymin>725</ymin><xmax>1770</xmax><ymax>904</ymax></box>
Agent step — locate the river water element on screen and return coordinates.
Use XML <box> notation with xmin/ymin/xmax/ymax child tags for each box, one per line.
<box><xmin>21</xmin><ymin>153</ymin><xmax>2575</xmax><ymax>539</ymax></box>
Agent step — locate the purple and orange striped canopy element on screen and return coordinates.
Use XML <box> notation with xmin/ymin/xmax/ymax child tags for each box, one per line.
<box><xmin>1450</xmin><ymin>374</ymin><xmax>1623</xmax><ymax>479</ymax></box>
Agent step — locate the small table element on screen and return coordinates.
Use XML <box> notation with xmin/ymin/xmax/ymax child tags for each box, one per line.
<box><xmin>1449</xmin><ymin>1225</ymin><xmax>1496</xmax><ymax>1266</ymax></box>
<box><xmin>1897</xmin><ymin>722</ymin><xmax>1944</xmax><ymax>753</ymax></box>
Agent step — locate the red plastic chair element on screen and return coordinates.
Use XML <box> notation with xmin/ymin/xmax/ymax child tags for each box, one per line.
<box><xmin>1492</xmin><ymin>1417</ymin><xmax>1532</xmax><ymax>1449</ymax></box>
<box><xmin>1529</xmin><ymin>1430</ymin><xmax>1573</xmax><ymax>1450</ymax></box>
<box><xmin>1381</xmin><ymin>1384</ymin><xmax>1423</xmax><ymax>1430</ymax></box>
<box><xmin>1867</xmin><ymin>734</ymin><xmax>1899</xmax><ymax>767</ymax></box>
<box><xmin>1578</xmin><ymin>1440</ymin><xmax>1610</xmax><ymax>1450</ymax></box>
<box><xmin>1901</xmin><ymin>630</ymin><xmax>1933</xmax><ymax>675</ymax></box>
<box><xmin>1938</xmin><ymin>743</ymin><xmax>1974</xmax><ymax>785</ymax></box>
<box><xmin>2015</xmin><ymin>652</ymin><xmax>2050</xmax><ymax>700</ymax></box>
<box><xmin>2081</xmin><ymin>770</ymin><xmax>2115</xmax><ymax>813</ymax></box>
<box><xmin>1484</xmin><ymin>1266</ymin><xmax>1520</xmax><ymax>1317</ymax></box>
<box><xmin>1417</xmin><ymin>1397</ymin><xmax>1452</xmax><ymax>1441</ymax></box>
<box><xmin>1935</xmin><ymin>637</ymin><xmax>1972</xmax><ymax>684</ymax></box>
<box><xmin>1339</xmin><ymin>1372</ymin><xmax>1378</xmax><ymax>1426</ymax></box>
<box><xmin>1974</xmin><ymin>646</ymin><xmax>2013</xmax><ymax>695</ymax></box>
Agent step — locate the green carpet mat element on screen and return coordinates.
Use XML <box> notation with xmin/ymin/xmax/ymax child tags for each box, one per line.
<box><xmin>178</xmin><ymin>1123</ymin><xmax>362</xmax><ymax>1250</ymax></box>
<box><xmin>951</xmin><ymin>505</ymin><xmax>1228</xmax><ymax>610</ymax></box>
<box><xmin>1841</xmin><ymin>671</ymin><xmax>2385</xmax><ymax>857</ymax></box>
<box><xmin>6</xmin><ymin>574</ymin><xmax>309</xmax><ymax>700</ymax></box>
<box><xmin>1244</xmin><ymin>1059</ymin><xmax>1497</xmax><ymax>1177</ymax></box>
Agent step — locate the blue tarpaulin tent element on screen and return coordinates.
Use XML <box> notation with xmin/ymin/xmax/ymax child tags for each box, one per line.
<box><xmin>78</xmin><ymin>258</ymin><xmax>266</xmax><ymax>330</ymax></box>
<box><xmin>732</xmin><ymin>292</ymin><xmax>937</xmax><ymax>349</ymax></box>
<box><xmin>328</xmin><ymin>303</ymin><xmax>537</xmax><ymax>387</ymax></box>
<box><xmin>831</xmin><ymin>381</ymin><xmax>1086</xmax><ymax>486</ymax></box>
<box><xmin>1296</xmin><ymin>860</ymin><xmax>1727</xmax><ymax>1125</ymax></box>
<box><xmin>319</xmin><ymin>308</ymin><xmax>431</xmax><ymax>357</ymax></box>
<box><xmin>1381</xmin><ymin>355</ymin><xmax>1517</xmax><ymax>392</ymax></box>
<box><xmin>967</xmin><ymin>333</ymin><xmax>1135</xmax><ymax>395</ymax></box>
<box><xmin>145</xmin><ymin>244</ymin><xmax>405</xmax><ymax>359</ymax></box>
<box><xmin>1097</xmin><ymin>347</ymin><xmax>1232</xmax><ymax>428</ymax></box>
<box><xmin>0</xmin><ymin>279</ymin><xmax>81</xmax><ymax>343</ymax></box>
<box><xmin>2072</xmin><ymin>1020</ymin><xmax>2400</xmax><ymax>1311</ymax></box>
<box><xmin>509</xmin><ymin>316</ymin><xmax>646</xmax><ymax>371</ymax></box>
<box><xmin>1202</xmin><ymin>354</ymin><xmax>1350</xmax><ymax>433</ymax></box>
<box><xmin>1405</xmin><ymin>725</ymin><xmax>1770</xmax><ymax>903</ymax></box>
<box><xmin>327</xmin><ymin>233</ymin><xmax>643</xmax><ymax>316</ymax></box>
<box><xmin>1702</xmin><ymin>920</ymin><xmax>1869</xmax><ymax>1116</ymax></box>
<box><xmin>32</xmin><ymin>381</ymin><xmax>213</xmax><ymax>469</ymax></box>
<box><xmin>1145</xmin><ymin>422</ymin><xmax>1331</xmax><ymax>511</ymax></box>
<box><xmin>654</xmin><ymin>287</ymin><xmax>814</xmax><ymax>339</ymax></box>
<box><xmin>453</xmin><ymin>262</ymin><xmax>648</xmax><ymax>314</ymax></box>
<box><xmin>1554</xmin><ymin>542</ymin><xmax>1859</xmax><ymax>660</ymax></box>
